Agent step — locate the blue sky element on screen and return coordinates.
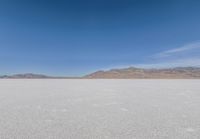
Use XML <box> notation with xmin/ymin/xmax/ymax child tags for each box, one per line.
<box><xmin>0</xmin><ymin>0</ymin><xmax>200</xmax><ymax>76</ymax></box>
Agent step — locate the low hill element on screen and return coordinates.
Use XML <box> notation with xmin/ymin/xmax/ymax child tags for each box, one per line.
<box><xmin>0</xmin><ymin>73</ymin><xmax>80</xmax><ymax>79</ymax></box>
<box><xmin>0</xmin><ymin>73</ymin><xmax>53</xmax><ymax>79</ymax></box>
<box><xmin>84</xmin><ymin>67</ymin><xmax>200</xmax><ymax>79</ymax></box>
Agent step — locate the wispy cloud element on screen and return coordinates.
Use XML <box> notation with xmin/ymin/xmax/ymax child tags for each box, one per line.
<box><xmin>134</xmin><ymin>41</ymin><xmax>200</xmax><ymax>68</ymax></box>
<box><xmin>154</xmin><ymin>41</ymin><xmax>200</xmax><ymax>58</ymax></box>
<box><xmin>103</xmin><ymin>41</ymin><xmax>200</xmax><ymax>70</ymax></box>
<box><xmin>134</xmin><ymin>58</ymin><xmax>200</xmax><ymax>68</ymax></box>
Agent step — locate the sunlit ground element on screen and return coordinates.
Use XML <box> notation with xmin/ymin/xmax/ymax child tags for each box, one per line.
<box><xmin>0</xmin><ymin>79</ymin><xmax>200</xmax><ymax>139</ymax></box>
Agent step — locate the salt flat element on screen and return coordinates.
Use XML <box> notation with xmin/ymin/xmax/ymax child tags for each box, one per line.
<box><xmin>0</xmin><ymin>79</ymin><xmax>200</xmax><ymax>139</ymax></box>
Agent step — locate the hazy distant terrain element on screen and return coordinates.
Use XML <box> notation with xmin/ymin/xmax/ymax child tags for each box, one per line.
<box><xmin>0</xmin><ymin>79</ymin><xmax>200</xmax><ymax>139</ymax></box>
<box><xmin>1</xmin><ymin>67</ymin><xmax>200</xmax><ymax>79</ymax></box>
<box><xmin>0</xmin><ymin>73</ymin><xmax>51</xmax><ymax>79</ymax></box>
<box><xmin>0</xmin><ymin>73</ymin><xmax>79</xmax><ymax>79</ymax></box>
<box><xmin>85</xmin><ymin>67</ymin><xmax>200</xmax><ymax>79</ymax></box>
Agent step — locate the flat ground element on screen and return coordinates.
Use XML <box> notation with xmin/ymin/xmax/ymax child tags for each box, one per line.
<box><xmin>0</xmin><ymin>79</ymin><xmax>200</xmax><ymax>139</ymax></box>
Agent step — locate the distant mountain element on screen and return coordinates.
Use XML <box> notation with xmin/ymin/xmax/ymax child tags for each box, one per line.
<box><xmin>0</xmin><ymin>73</ymin><xmax>52</xmax><ymax>79</ymax></box>
<box><xmin>1</xmin><ymin>67</ymin><xmax>200</xmax><ymax>79</ymax></box>
<box><xmin>84</xmin><ymin>67</ymin><xmax>200</xmax><ymax>79</ymax></box>
<box><xmin>0</xmin><ymin>73</ymin><xmax>81</xmax><ymax>79</ymax></box>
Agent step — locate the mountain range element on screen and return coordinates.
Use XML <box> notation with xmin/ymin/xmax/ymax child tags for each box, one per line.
<box><xmin>84</xmin><ymin>67</ymin><xmax>200</xmax><ymax>79</ymax></box>
<box><xmin>0</xmin><ymin>73</ymin><xmax>51</xmax><ymax>79</ymax></box>
<box><xmin>1</xmin><ymin>67</ymin><xmax>200</xmax><ymax>79</ymax></box>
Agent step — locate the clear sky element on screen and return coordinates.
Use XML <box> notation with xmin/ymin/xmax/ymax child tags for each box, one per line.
<box><xmin>0</xmin><ymin>0</ymin><xmax>200</xmax><ymax>76</ymax></box>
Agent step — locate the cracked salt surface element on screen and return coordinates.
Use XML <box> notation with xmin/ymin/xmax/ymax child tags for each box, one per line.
<box><xmin>0</xmin><ymin>79</ymin><xmax>200</xmax><ymax>139</ymax></box>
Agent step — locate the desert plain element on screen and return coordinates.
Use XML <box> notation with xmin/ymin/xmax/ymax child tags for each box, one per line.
<box><xmin>0</xmin><ymin>79</ymin><xmax>200</xmax><ymax>139</ymax></box>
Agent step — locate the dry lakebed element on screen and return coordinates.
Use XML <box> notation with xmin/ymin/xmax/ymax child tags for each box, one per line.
<box><xmin>0</xmin><ymin>79</ymin><xmax>200</xmax><ymax>139</ymax></box>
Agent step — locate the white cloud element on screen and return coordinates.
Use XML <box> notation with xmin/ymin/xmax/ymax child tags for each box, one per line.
<box><xmin>154</xmin><ymin>41</ymin><xmax>200</xmax><ymax>58</ymax></box>
<box><xmin>102</xmin><ymin>41</ymin><xmax>200</xmax><ymax>70</ymax></box>
<box><xmin>134</xmin><ymin>58</ymin><xmax>200</xmax><ymax>68</ymax></box>
<box><xmin>134</xmin><ymin>41</ymin><xmax>200</xmax><ymax>68</ymax></box>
